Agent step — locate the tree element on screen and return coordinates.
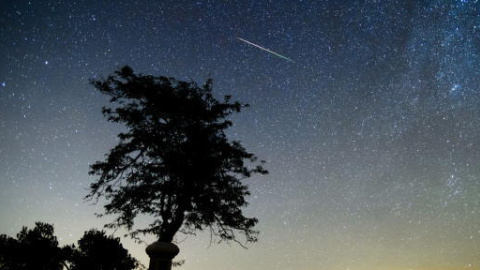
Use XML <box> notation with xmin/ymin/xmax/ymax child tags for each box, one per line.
<box><xmin>0</xmin><ymin>222</ymin><xmax>73</xmax><ymax>270</ymax></box>
<box><xmin>0</xmin><ymin>222</ymin><xmax>141</xmax><ymax>270</ymax></box>
<box><xmin>70</xmin><ymin>229</ymin><xmax>139</xmax><ymax>270</ymax></box>
<box><xmin>87</xmin><ymin>66</ymin><xmax>267</xmax><ymax>245</ymax></box>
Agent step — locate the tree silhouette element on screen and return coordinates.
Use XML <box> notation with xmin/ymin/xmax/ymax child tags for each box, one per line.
<box><xmin>0</xmin><ymin>222</ymin><xmax>73</xmax><ymax>270</ymax></box>
<box><xmin>0</xmin><ymin>223</ymin><xmax>141</xmax><ymax>270</ymax></box>
<box><xmin>87</xmin><ymin>66</ymin><xmax>267</xmax><ymax>245</ymax></box>
<box><xmin>70</xmin><ymin>229</ymin><xmax>139</xmax><ymax>270</ymax></box>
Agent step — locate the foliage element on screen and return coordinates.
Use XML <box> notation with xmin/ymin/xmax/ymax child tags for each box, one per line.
<box><xmin>87</xmin><ymin>66</ymin><xmax>267</xmax><ymax>244</ymax></box>
<box><xmin>0</xmin><ymin>223</ymin><xmax>141</xmax><ymax>270</ymax></box>
<box><xmin>70</xmin><ymin>229</ymin><xmax>140</xmax><ymax>270</ymax></box>
<box><xmin>0</xmin><ymin>222</ymin><xmax>73</xmax><ymax>270</ymax></box>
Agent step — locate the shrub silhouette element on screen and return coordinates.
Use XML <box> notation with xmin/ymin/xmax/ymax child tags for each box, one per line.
<box><xmin>0</xmin><ymin>222</ymin><xmax>73</xmax><ymax>270</ymax></box>
<box><xmin>0</xmin><ymin>223</ymin><xmax>140</xmax><ymax>270</ymax></box>
<box><xmin>70</xmin><ymin>229</ymin><xmax>139</xmax><ymax>270</ymax></box>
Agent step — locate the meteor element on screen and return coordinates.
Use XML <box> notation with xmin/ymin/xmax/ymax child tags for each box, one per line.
<box><xmin>237</xmin><ymin>37</ymin><xmax>295</xmax><ymax>63</ymax></box>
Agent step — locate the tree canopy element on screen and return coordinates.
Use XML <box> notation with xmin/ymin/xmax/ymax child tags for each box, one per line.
<box><xmin>71</xmin><ymin>229</ymin><xmax>139</xmax><ymax>270</ymax></box>
<box><xmin>0</xmin><ymin>223</ymin><xmax>140</xmax><ymax>270</ymax></box>
<box><xmin>0</xmin><ymin>222</ymin><xmax>72</xmax><ymax>270</ymax></box>
<box><xmin>87</xmin><ymin>66</ymin><xmax>267</xmax><ymax>244</ymax></box>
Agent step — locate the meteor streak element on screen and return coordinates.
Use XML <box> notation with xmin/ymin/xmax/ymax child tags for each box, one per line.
<box><xmin>237</xmin><ymin>37</ymin><xmax>295</xmax><ymax>63</ymax></box>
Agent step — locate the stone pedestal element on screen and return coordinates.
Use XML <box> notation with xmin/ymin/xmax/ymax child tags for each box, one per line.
<box><xmin>146</xmin><ymin>242</ymin><xmax>180</xmax><ymax>270</ymax></box>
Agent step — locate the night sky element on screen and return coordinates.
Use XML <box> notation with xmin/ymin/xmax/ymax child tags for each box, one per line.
<box><xmin>1</xmin><ymin>1</ymin><xmax>480</xmax><ymax>269</ymax></box>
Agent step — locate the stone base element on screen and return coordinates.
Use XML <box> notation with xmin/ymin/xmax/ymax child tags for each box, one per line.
<box><xmin>146</xmin><ymin>242</ymin><xmax>180</xmax><ymax>270</ymax></box>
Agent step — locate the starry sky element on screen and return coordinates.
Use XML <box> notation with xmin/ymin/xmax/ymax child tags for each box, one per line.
<box><xmin>1</xmin><ymin>0</ymin><xmax>480</xmax><ymax>269</ymax></box>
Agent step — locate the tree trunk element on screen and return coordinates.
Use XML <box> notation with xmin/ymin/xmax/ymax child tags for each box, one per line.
<box><xmin>146</xmin><ymin>242</ymin><xmax>180</xmax><ymax>270</ymax></box>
